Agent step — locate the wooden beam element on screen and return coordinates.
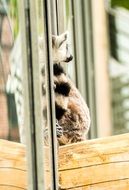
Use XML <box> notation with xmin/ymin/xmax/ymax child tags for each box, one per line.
<box><xmin>0</xmin><ymin>133</ymin><xmax>129</xmax><ymax>189</ymax></box>
<box><xmin>59</xmin><ymin>133</ymin><xmax>129</xmax><ymax>189</ymax></box>
<box><xmin>0</xmin><ymin>140</ymin><xmax>27</xmax><ymax>190</ymax></box>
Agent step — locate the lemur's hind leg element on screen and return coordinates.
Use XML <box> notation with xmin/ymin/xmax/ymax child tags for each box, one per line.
<box><xmin>44</xmin><ymin>120</ymin><xmax>63</xmax><ymax>145</ymax></box>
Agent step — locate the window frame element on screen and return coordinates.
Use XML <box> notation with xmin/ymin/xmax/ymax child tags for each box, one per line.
<box><xmin>19</xmin><ymin>0</ymin><xmax>98</xmax><ymax>189</ymax></box>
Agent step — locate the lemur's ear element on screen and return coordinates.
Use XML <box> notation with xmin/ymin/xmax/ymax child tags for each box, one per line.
<box><xmin>63</xmin><ymin>31</ymin><xmax>68</xmax><ymax>40</ymax></box>
<box><xmin>52</xmin><ymin>32</ymin><xmax>68</xmax><ymax>48</ymax></box>
<box><xmin>58</xmin><ymin>31</ymin><xmax>68</xmax><ymax>47</ymax></box>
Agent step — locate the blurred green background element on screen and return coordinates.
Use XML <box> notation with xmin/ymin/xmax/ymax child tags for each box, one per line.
<box><xmin>111</xmin><ymin>0</ymin><xmax>129</xmax><ymax>10</ymax></box>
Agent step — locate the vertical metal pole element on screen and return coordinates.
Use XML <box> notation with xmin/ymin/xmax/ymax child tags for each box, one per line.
<box><xmin>71</xmin><ymin>0</ymin><xmax>97</xmax><ymax>138</ymax></box>
<box><xmin>43</xmin><ymin>0</ymin><xmax>59</xmax><ymax>189</ymax></box>
<box><xmin>50</xmin><ymin>0</ymin><xmax>58</xmax><ymax>34</ymax></box>
<box><xmin>19</xmin><ymin>0</ymin><xmax>45</xmax><ymax>189</ymax></box>
<box><xmin>71</xmin><ymin>0</ymin><xmax>88</xmax><ymax>101</ymax></box>
<box><xmin>57</xmin><ymin>0</ymin><xmax>66</xmax><ymax>34</ymax></box>
<box><xmin>29</xmin><ymin>0</ymin><xmax>46</xmax><ymax>189</ymax></box>
<box><xmin>82</xmin><ymin>0</ymin><xmax>98</xmax><ymax>138</ymax></box>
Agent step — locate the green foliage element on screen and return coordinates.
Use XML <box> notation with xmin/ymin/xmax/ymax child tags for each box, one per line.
<box><xmin>111</xmin><ymin>0</ymin><xmax>129</xmax><ymax>10</ymax></box>
<box><xmin>65</xmin><ymin>0</ymin><xmax>70</xmax><ymax>27</ymax></box>
<box><xmin>8</xmin><ymin>0</ymin><xmax>19</xmax><ymax>39</ymax></box>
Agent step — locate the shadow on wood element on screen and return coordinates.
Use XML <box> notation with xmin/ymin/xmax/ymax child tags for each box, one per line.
<box><xmin>0</xmin><ymin>133</ymin><xmax>129</xmax><ymax>189</ymax></box>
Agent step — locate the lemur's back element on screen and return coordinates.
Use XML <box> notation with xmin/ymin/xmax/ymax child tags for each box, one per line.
<box><xmin>54</xmin><ymin>63</ymin><xmax>90</xmax><ymax>145</ymax></box>
<box><xmin>39</xmin><ymin>32</ymin><xmax>90</xmax><ymax>145</ymax></box>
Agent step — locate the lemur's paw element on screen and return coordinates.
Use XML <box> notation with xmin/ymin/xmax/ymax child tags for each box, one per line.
<box><xmin>43</xmin><ymin>121</ymin><xmax>63</xmax><ymax>142</ymax></box>
<box><xmin>56</xmin><ymin>121</ymin><xmax>63</xmax><ymax>138</ymax></box>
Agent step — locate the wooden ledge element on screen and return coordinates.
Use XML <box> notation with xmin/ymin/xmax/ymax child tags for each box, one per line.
<box><xmin>0</xmin><ymin>133</ymin><xmax>129</xmax><ymax>189</ymax></box>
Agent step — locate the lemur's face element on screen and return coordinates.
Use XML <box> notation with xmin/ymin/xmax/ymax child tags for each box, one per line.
<box><xmin>52</xmin><ymin>32</ymin><xmax>73</xmax><ymax>63</ymax></box>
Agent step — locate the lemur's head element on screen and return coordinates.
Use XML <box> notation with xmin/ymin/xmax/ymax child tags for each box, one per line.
<box><xmin>52</xmin><ymin>32</ymin><xmax>73</xmax><ymax>63</ymax></box>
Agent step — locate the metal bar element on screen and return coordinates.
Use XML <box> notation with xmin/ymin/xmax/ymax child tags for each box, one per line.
<box><xmin>50</xmin><ymin>0</ymin><xmax>58</xmax><ymax>34</ymax></box>
<box><xmin>43</xmin><ymin>0</ymin><xmax>59</xmax><ymax>189</ymax></box>
<box><xmin>29</xmin><ymin>0</ymin><xmax>45</xmax><ymax>189</ymax></box>
<box><xmin>65</xmin><ymin>0</ymin><xmax>77</xmax><ymax>83</ymax></box>
<box><xmin>71</xmin><ymin>0</ymin><xmax>87</xmax><ymax>99</ymax></box>
<box><xmin>56</xmin><ymin>0</ymin><xmax>66</xmax><ymax>34</ymax></box>
<box><xmin>19</xmin><ymin>0</ymin><xmax>45</xmax><ymax>189</ymax></box>
<box><xmin>18</xmin><ymin>1</ymin><xmax>36</xmax><ymax>189</ymax></box>
<box><xmin>70</xmin><ymin>0</ymin><xmax>78</xmax><ymax>85</ymax></box>
<box><xmin>71</xmin><ymin>0</ymin><xmax>97</xmax><ymax>138</ymax></box>
<box><xmin>82</xmin><ymin>0</ymin><xmax>98</xmax><ymax>138</ymax></box>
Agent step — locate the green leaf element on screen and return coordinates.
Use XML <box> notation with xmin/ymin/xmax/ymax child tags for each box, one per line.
<box><xmin>111</xmin><ymin>0</ymin><xmax>129</xmax><ymax>10</ymax></box>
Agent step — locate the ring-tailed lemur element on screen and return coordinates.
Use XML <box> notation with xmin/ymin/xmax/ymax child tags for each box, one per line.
<box><xmin>39</xmin><ymin>32</ymin><xmax>91</xmax><ymax>145</ymax></box>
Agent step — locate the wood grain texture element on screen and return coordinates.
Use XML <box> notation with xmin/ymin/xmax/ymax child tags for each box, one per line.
<box><xmin>0</xmin><ymin>133</ymin><xmax>129</xmax><ymax>189</ymax></box>
<box><xmin>0</xmin><ymin>140</ymin><xmax>27</xmax><ymax>190</ymax></box>
<box><xmin>59</xmin><ymin>133</ymin><xmax>129</xmax><ymax>189</ymax></box>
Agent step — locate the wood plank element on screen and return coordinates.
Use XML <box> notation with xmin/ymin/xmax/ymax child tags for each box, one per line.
<box><xmin>0</xmin><ymin>133</ymin><xmax>129</xmax><ymax>189</ymax></box>
<box><xmin>59</xmin><ymin>133</ymin><xmax>129</xmax><ymax>189</ymax></box>
<box><xmin>0</xmin><ymin>168</ymin><xmax>27</xmax><ymax>189</ymax></box>
<box><xmin>0</xmin><ymin>140</ymin><xmax>27</xmax><ymax>190</ymax></box>
<box><xmin>70</xmin><ymin>179</ymin><xmax>129</xmax><ymax>190</ymax></box>
<box><xmin>59</xmin><ymin>133</ymin><xmax>129</xmax><ymax>170</ymax></box>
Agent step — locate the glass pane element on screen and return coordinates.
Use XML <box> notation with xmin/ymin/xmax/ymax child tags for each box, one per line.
<box><xmin>0</xmin><ymin>0</ymin><xmax>28</xmax><ymax>189</ymax></box>
<box><xmin>0</xmin><ymin>0</ymin><xmax>20</xmax><ymax>141</ymax></box>
<box><xmin>108</xmin><ymin>6</ymin><xmax>129</xmax><ymax>135</ymax></box>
